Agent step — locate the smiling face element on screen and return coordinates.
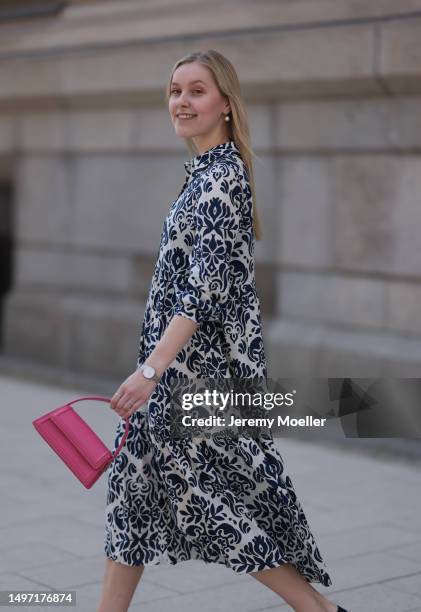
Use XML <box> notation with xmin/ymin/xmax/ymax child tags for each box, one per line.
<box><xmin>168</xmin><ymin>61</ymin><xmax>231</xmax><ymax>154</ymax></box>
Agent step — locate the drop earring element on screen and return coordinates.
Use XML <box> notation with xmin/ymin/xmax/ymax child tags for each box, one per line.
<box><xmin>224</xmin><ymin>114</ymin><xmax>230</xmax><ymax>122</ymax></box>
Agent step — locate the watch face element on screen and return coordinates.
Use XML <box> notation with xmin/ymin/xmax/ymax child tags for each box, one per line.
<box><xmin>143</xmin><ymin>365</ymin><xmax>155</xmax><ymax>378</ymax></box>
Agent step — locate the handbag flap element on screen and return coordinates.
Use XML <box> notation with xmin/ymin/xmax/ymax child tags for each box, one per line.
<box><xmin>51</xmin><ymin>406</ymin><xmax>112</xmax><ymax>470</ymax></box>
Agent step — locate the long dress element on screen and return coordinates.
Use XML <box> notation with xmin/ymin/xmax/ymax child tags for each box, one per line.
<box><xmin>104</xmin><ymin>140</ymin><xmax>332</xmax><ymax>586</ymax></box>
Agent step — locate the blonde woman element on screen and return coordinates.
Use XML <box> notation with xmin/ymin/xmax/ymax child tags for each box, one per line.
<box><xmin>98</xmin><ymin>50</ymin><xmax>347</xmax><ymax>612</ymax></box>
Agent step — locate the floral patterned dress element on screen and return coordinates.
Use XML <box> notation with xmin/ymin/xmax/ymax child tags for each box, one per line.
<box><xmin>104</xmin><ymin>140</ymin><xmax>332</xmax><ymax>586</ymax></box>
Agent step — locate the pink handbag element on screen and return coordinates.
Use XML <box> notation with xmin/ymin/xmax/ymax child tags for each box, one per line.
<box><xmin>32</xmin><ymin>396</ymin><xmax>130</xmax><ymax>489</ymax></box>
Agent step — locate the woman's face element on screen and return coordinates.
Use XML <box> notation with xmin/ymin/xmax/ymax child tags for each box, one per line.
<box><xmin>169</xmin><ymin>62</ymin><xmax>231</xmax><ymax>151</ymax></box>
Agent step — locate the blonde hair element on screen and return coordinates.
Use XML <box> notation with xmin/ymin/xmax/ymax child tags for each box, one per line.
<box><xmin>164</xmin><ymin>49</ymin><xmax>263</xmax><ymax>241</ymax></box>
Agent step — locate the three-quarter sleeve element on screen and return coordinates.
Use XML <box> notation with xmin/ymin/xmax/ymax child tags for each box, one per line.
<box><xmin>173</xmin><ymin>163</ymin><xmax>243</xmax><ymax>325</ymax></box>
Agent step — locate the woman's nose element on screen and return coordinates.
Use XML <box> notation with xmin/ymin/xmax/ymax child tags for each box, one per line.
<box><xmin>177</xmin><ymin>91</ymin><xmax>191</xmax><ymax>105</ymax></box>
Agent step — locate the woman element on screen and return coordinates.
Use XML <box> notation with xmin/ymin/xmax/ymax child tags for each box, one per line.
<box><xmin>98</xmin><ymin>50</ymin><xmax>348</xmax><ymax>612</ymax></box>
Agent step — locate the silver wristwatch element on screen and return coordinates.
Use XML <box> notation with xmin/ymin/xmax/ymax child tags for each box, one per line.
<box><xmin>139</xmin><ymin>363</ymin><xmax>161</xmax><ymax>383</ymax></box>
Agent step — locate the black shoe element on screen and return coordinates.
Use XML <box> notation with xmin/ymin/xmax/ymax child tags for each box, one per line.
<box><xmin>337</xmin><ymin>607</ymin><xmax>349</xmax><ymax>612</ymax></box>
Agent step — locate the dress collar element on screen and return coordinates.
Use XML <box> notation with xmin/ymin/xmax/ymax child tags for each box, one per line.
<box><xmin>183</xmin><ymin>139</ymin><xmax>240</xmax><ymax>178</ymax></box>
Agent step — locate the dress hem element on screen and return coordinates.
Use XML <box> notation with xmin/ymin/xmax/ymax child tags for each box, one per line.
<box><xmin>104</xmin><ymin>547</ymin><xmax>332</xmax><ymax>587</ymax></box>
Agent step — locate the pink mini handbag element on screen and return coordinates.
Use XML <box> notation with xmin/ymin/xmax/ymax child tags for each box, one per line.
<box><xmin>32</xmin><ymin>396</ymin><xmax>130</xmax><ymax>489</ymax></box>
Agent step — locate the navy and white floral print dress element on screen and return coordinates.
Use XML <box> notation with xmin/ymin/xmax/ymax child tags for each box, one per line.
<box><xmin>104</xmin><ymin>140</ymin><xmax>332</xmax><ymax>587</ymax></box>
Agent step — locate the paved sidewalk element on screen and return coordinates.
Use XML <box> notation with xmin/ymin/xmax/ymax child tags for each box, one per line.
<box><xmin>1</xmin><ymin>373</ymin><xmax>421</xmax><ymax>612</ymax></box>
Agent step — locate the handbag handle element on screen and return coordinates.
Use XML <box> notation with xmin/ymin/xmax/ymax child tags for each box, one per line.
<box><xmin>66</xmin><ymin>395</ymin><xmax>131</xmax><ymax>464</ymax></box>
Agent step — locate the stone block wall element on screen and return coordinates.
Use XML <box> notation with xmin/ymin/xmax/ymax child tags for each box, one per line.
<box><xmin>1</xmin><ymin>0</ymin><xmax>421</xmax><ymax>378</ymax></box>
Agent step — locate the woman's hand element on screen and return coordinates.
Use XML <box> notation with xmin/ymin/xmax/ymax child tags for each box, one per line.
<box><xmin>110</xmin><ymin>369</ymin><xmax>157</xmax><ymax>419</ymax></box>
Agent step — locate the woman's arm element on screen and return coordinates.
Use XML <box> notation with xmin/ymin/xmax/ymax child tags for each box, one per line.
<box><xmin>143</xmin><ymin>314</ymin><xmax>199</xmax><ymax>376</ymax></box>
<box><xmin>110</xmin><ymin>314</ymin><xmax>198</xmax><ymax>418</ymax></box>
<box><xmin>144</xmin><ymin>162</ymin><xmax>242</xmax><ymax>377</ymax></box>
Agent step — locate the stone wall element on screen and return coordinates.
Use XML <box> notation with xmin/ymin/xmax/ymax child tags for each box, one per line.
<box><xmin>1</xmin><ymin>0</ymin><xmax>421</xmax><ymax>379</ymax></box>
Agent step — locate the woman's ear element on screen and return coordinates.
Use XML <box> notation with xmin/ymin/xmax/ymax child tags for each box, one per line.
<box><xmin>223</xmin><ymin>96</ymin><xmax>231</xmax><ymax>115</ymax></box>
